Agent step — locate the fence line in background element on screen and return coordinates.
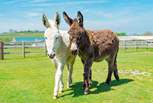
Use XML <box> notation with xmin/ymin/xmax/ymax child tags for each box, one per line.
<box><xmin>0</xmin><ymin>41</ymin><xmax>47</xmax><ymax>60</ymax></box>
<box><xmin>0</xmin><ymin>41</ymin><xmax>4</xmax><ymax>60</ymax></box>
<box><xmin>119</xmin><ymin>40</ymin><xmax>153</xmax><ymax>51</ymax></box>
<box><xmin>0</xmin><ymin>40</ymin><xmax>153</xmax><ymax>60</ymax></box>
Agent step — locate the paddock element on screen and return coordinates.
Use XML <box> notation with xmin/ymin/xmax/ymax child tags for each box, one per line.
<box><xmin>0</xmin><ymin>43</ymin><xmax>153</xmax><ymax>103</ymax></box>
<box><xmin>0</xmin><ymin>36</ymin><xmax>153</xmax><ymax>103</ymax></box>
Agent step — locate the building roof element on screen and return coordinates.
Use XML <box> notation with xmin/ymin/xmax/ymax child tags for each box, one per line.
<box><xmin>118</xmin><ymin>36</ymin><xmax>153</xmax><ymax>41</ymax></box>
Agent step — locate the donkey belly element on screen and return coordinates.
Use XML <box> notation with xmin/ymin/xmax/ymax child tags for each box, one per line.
<box><xmin>93</xmin><ymin>55</ymin><xmax>109</xmax><ymax>62</ymax></box>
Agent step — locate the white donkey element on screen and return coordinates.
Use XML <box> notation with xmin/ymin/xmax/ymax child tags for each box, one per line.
<box><xmin>42</xmin><ymin>12</ymin><xmax>76</xmax><ymax>99</ymax></box>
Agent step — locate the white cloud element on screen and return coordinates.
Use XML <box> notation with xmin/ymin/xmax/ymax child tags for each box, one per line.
<box><xmin>20</xmin><ymin>0</ymin><xmax>110</xmax><ymax>7</ymax></box>
<box><xmin>24</xmin><ymin>12</ymin><xmax>42</xmax><ymax>17</ymax></box>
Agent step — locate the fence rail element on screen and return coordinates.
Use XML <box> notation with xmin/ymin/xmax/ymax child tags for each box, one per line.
<box><xmin>119</xmin><ymin>40</ymin><xmax>153</xmax><ymax>47</ymax></box>
<box><xmin>0</xmin><ymin>39</ymin><xmax>153</xmax><ymax>60</ymax></box>
<box><xmin>0</xmin><ymin>41</ymin><xmax>4</xmax><ymax>60</ymax></box>
<box><xmin>0</xmin><ymin>41</ymin><xmax>47</xmax><ymax>60</ymax></box>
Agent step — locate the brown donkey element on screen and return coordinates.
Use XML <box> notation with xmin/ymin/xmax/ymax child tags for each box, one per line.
<box><xmin>63</xmin><ymin>11</ymin><xmax>119</xmax><ymax>95</ymax></box>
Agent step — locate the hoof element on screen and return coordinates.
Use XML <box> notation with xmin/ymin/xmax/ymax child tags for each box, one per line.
<box><xmin>53</xmin><ymin>96</ymin><xmax>58</xmax><ymax>99</ymax></box>
<box><xmin>59</xmin><ymin>90</ymin><xmax>63</xmax><ymax>94</ymax></box>
<box><xmin>67</xmin><ymin>84</ymin><xmax>73</xmax><ymax>88</ymax></box>
<box><xmin>84</xmin><ymin>91</ymin><xmax>89</xmax><ymax>95</ymax></box>
<box><xmin>89</xmin><ymin>81</ymin><xmax>92</xmax><ymax>87</ymax></box>
<box><xmin>116</xmin><ymin>77</ymin><xmax>120</xmax><ymax>81</ymax></box>
<box><xmin>105</xmin><ymin>81</ymin><xmax>111</xmax><ymax>85</ymax></box>
<box><xmin>84</xmin><ymin>88</ymin><xmax>89</xmax><ymax>95</ymax></box>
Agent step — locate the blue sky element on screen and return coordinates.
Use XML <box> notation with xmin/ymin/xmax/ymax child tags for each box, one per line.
<box><xmin>0</xmin><ymin>0</ymin><xmax>153</xmax><ymax>34</ymax></box>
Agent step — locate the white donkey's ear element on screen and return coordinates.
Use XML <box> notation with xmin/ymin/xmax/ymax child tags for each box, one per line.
<box><xmin>42</xmin><ymin>14</ymin><xmax>51</xmax><ymax>28</ymax></box>
<box><xmin>54</xmin><ymin>12</ymin><xmax>60</xmax><ymax>28</ymax></box>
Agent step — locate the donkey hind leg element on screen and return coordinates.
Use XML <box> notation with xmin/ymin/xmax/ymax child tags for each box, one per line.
<box><xmin>105</xmin><ymin>62</ymin><xmax>113</xmax><ymax>84</ymax></box>
<box><xmin>105</xmin><ymin>54</ymin><xmax>119</xmax><ymax>84</ymax></box>
<box><xmin>105</xmin><ymin>56</ymin><xmax>115</xmax><ymax>84</ymax></box>
<box><xmin>53</xmin><ymin>63</ymin><xmax>64</xmax><ymax>99</ymax></box>
<box><xmin>67</xmin><ymin>64</ymin><xmax>73</xmax><ymax>88</ymax></box>
<box><xmin>113</xmin><ymin>56</ymin><xmax>119</xmax><ymax>81</ymax></box>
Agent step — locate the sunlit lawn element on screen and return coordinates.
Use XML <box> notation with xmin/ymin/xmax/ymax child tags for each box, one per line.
<box><xmin>0</xmin><ymin>49</ymin><xmax>153</xmax><ymax>103</ymax></box>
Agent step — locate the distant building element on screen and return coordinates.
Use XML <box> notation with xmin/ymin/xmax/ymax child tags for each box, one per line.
<box><xmin>119</xmin><ymin>36</ymin><xmax>153</xmax><ymax>41</ymax></box>
<box><xmin>12</xmin><ymin>37</ymin><xmax>45</xmax><ymax>47</ymax></box>
<box><xmin>12</xmin><ymin>37</ymin><xmax>45</xmax><ymax>42</ymax></box>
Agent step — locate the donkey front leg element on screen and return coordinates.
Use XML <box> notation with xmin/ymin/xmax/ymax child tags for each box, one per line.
<box><xmin>81</xmin><ymin>59</ymin><xmax>92</xmax><ymax>86</ymax></box>
<box><xmin>67</xmin><ymin>64</ymin><xmax>73</xmax><ymax>88</ymax></box>
<box><xmin>83</xmin><ymin>59</ymin><xmax>93</xmax><ymax>95</ymax></box>
<box><xmin>53</xmin><ymin>63</ymin><xmax>64</xmax><ymax>99</ymax></box>
<box><xmin>89</xmin><ymin>68</ymin><xmax>92</xmax><ymax>86</ymax></box>
<box><xmin>59</xmin><ymin>75</ymin><xmax>64</xmax><ymax>93</ymax></box>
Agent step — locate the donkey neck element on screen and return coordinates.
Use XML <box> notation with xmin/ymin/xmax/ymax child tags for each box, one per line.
<box><xmin>78</xmin><ymin>30</ymin><xmax>94</xmax><ymax>59</ymax></box>
<box><xmin>79</xmin><ymin>30</ymin><xmax>92</xmax><ymax>49</ymax></box>
<box><xmin>55</xmin><ymin>30</ymin><xmax>70</xmax><ymax>58</ymax></box>
<box><xmin>60</xmin><ymin>30</ymin><xmax>70</xmax><ymax>47</ymax></box>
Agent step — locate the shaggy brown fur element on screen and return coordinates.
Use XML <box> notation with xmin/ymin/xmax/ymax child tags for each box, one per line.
<box><xmin>63</xmin><ymin>11</ymin><xmax>119</xmax><ymax>94</ymax></box>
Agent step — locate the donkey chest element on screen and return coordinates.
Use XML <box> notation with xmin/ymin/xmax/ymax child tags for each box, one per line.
<box><xmin>78</xmin><ymin>46</ymin><xmax>110</xmax><ymax>62</ymax></box>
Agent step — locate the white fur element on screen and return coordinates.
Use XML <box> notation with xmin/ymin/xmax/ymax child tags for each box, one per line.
<box><xmin>43</xmin><ymin>17</ymin><xmax>76</xmax><ymax>97</ymax></box>
<box><xmin>70</xmin><ymin>42</ymin><xmax>77</xmax><ymax>51</ymax></box>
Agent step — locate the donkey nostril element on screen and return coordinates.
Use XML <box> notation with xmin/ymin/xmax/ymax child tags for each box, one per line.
<box><xmin>72</xmin><ymin>50</ymin><xmax>77</xmax><ymax>55</ymax></box>
<box><xmin>48</xmin><ymin>54</ymin><xmax>55</xmax><ymax>59</ymax></box>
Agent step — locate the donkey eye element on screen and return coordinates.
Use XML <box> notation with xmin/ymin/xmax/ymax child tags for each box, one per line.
<box><xmin>55</xmin><ymin>37</ymin><xmax>58</xmax><ymax>40</ymax></box>
<box><xmin>44</xmin><ymin>37</ymin><xmax>47</xmax><ymax>40</ymax></box>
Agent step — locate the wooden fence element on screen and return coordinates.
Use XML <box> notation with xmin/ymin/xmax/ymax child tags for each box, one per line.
<box><xmin>0</xmin><ymin>41</ymin><xmax>47</xmax><ymax>60</ymax></box>
<box><xmin>0</xmin><ymin>40</ymin><xmax>153</xmax><ymax>60</ymax></box>
<box><xmin>0</xmin><ymin>41</ymin><xmax>4</xmax><ymax>60</ymax></box>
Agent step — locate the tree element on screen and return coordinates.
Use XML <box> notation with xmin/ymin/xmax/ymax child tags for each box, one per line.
<box><xmin>116</xmin><ymin>32</ymin><xmax>127</xmax><ymax>36</ymax></box>
<box><xmin>142</xmin><ymin>31</ymin><xmax>153</xmax><ymax>36</ymax></box>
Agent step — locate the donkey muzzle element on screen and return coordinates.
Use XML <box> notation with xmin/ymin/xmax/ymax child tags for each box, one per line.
<box><xmin>48</xmin><ymin>53</ymin><xmax>55</xmax><ymax>59</ymax></box>
<box><xmin>71</xmin><ymin>50</ymin><xmax>78</xmax><ymax>55</ymax></box>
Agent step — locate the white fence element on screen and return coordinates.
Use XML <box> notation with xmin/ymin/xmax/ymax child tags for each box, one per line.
<box><xmin>1</xmin><ymin>36</ymin><xmax>153</xmax><ymax>60</ymax></box>
<box><xmin>119</xmin><ymin>36</ymin><xmax>153</xmax><ymax>49</ymax></box>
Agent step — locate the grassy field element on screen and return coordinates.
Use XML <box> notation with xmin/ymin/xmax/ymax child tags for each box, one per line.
<box><xmin>0</xmin><ymin>49</ymin><xmax>153</xmax><ymax>103</ymax></box>
<box><xmin>0</xmin><ymin>32</ymin><xmax>43</xmax><ymax>42</ymax></box>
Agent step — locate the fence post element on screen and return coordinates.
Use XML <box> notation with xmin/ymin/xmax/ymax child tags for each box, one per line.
<box><xmin>146</xmin><ymin>41</ymin><xmax>149</xmax><ymax>51</ymax></box>
<box><xmin>22</xmin><ymin>41</ymin><xmax>25</xmax><ymax>58</ymax></box>
<box><xmin>0</xmin><ymin>41</ymin><xmax>4</xmax><ymax>60</ymax></box>
<box><xmin>135</xmin><ymin>40</ymin><xmax>138</xmax><ymax>51</ymax></box>
<box><xmin>124</xmin><ymin>40</ymin><xmax>127</xmax><ymax>52</ymax></box>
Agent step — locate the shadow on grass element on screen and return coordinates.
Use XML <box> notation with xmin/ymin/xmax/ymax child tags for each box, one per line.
<box><xmin>91</xmin><ymin>78</ymin><xmax>133</xmax><ymax>94</ymax></box>
<box><xmin>60</xmin><ymin>78</ymin><xmax>133</xmax><ymax>98</ymax></box>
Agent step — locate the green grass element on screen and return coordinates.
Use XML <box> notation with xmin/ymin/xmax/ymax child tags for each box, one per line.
<box><xmin>0</xmin><ymin>32</ymin><xmax>43</xmax><ymax>42</ymax></box>
<box><xmin>0</xmin><ymin>49</ymin><xmax>153</xmax><ymax>103</ymax></box>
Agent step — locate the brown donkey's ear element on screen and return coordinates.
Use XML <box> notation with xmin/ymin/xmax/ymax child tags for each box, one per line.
<box><xmin>63</xmin><ymin>11</ymin><xmax>73</xmax><ymax>26</ymax></box>
<box><xmin>42</xmin><ymin>14</ymin><xmax>51</xmax><ymax>28</ymax></box>
<box><xmin>77</xmin><ymin>11</ymin><xmax>83</xmax><ymax>27</ymax></box>
<box><xmin>55</xmin><ymin>12</ymin><xmax>60</xmax><ymax>28</ymax></box>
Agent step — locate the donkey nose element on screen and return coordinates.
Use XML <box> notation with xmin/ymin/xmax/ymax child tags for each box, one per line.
<box><xmin>48</xmin><ymin>53</ymin><xmax>55</xmax><ymax>59</ymax></box>
<box><xmin>72</xmin><ymin>50</ymin><xmax>78</xmax><ymax>55</ymax></box>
